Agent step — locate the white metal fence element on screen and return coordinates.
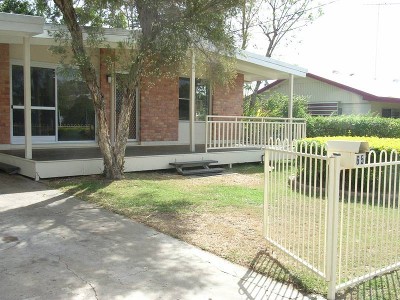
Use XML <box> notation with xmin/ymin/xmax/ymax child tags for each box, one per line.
<box><xmin>264</xmin><ymin>140</ymin><xmax>400</xmax><ymax>299</ymax></box>
<box><xmin>205</xmin><ymin>116</ymin><xmax>306</xmax><ymax>152</ymax></box>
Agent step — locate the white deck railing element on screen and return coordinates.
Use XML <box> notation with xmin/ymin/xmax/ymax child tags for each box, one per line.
<box><xmin>205</xmin><ymin>115</ymin><xmax>306</xmax><ymax>152</ymax></box>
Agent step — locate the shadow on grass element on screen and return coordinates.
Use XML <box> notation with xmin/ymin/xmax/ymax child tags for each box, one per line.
<box><xmin>227</xmin><ymin>162</ymin><xmax>264</xmax><ymax>175</ymax></box>
<box><xmin>238</xmin><ymin>249</ymin><xmax>321</xmax><ymax>300</ymax></box>
<box><xmin>337</xmin><ymin>269</ymin><xmax>400</xmax><ymax>300</ymax></box>
<box><xmin>243</xmin><ymin>250</ymin><xmax>400</xmax><ymax>300</ymax></box>
<box><xmin>123</xmin><ymin>162</ymin><xmax>264</xmax><ymax>180</ymax></box>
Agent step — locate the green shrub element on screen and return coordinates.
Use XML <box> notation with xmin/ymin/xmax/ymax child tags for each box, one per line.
<box><xmin>306</xmin><ymin>115</ymin><xmax>400</xmax><ymax>138</ymax></box>
<box><xmin>303</xmin><ymin>136</ymin><xmax>400</xmax><ymax>154</ymax></box>
<box><xmin>244</xmin><ymin>92</ymin><xmax>309</xmax><ymax>118</ymax></box>
<box><xmin>296</xmin><ymin>137</ymin><xmax>400</xmax><ymax>196</ymax></box>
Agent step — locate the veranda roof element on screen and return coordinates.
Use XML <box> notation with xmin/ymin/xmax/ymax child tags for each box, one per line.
<box><xmin>0</xmin><ymin>12</ymin><xmax>307</xmax><ymax>81</ymax></box>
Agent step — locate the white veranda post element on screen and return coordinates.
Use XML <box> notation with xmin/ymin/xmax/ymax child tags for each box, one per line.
<box><xmin>288</xmin><ymin>74</ymin><xmax>294</xmax><ymax>143</ymax></box>
<box><xmin>23</xmin><ymin>36</ymin><xmax>32</xmax><ymax>159</ymax></box>
<box><xmin>189</xmin><ymin>49</ymin><xmax>196</xmax><ymax>153</ymax></box>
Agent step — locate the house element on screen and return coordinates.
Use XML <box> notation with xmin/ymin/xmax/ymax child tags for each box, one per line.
<box><xmin>258</xmin><ymin>72</ymin><xmax>400</xmax><ymax>117</ymax></box>
<box><xmin>0</xmin><ymin>12</ymin><xmax>307</xmax><ymax>180</ymax></box>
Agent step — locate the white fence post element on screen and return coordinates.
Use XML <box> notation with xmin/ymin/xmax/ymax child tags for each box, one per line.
<box><xmin>326</xmin><ymin>155</ymin><xmax>341</xmax><ymax>300</ymax></box>
<box><xmin>263</xmin><ymin>149</ymin><xmax>270</xmax><ymax>237</ymax></box>
<box><xmin>205</xmin><ymin>116</ymin><xmax>209</xmax><ymax>153</ymax></box>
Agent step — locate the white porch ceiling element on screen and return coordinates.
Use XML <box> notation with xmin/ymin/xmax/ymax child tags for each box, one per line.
<box><xmin>236</xmin><ymin>50</ymin><xmax>307</xmax><ymax>81</ymax></box>
<box><xmin>0</xmin><ymin>12</ymin><xmax>44</xmax><ymax>37</ymax></box>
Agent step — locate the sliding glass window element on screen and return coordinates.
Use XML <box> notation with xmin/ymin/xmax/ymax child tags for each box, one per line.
<box><xmin>11</xmin><ymin>65</ymin><xmax>95</xmax><ymax>143</ymax></box>
<box><xmin>57</xmin><ymin>70</ymin><xmax>95</xmax><ymax>141</ymax></box>
<box><xmin>178</xmin><ymin>77</ymin><xmax>210</xmax><ymax>121</ymax></box>
<box><xmin>11</xmin><ymin>65</ymin><xmax>56</xmax><ymax>139</ymax></box>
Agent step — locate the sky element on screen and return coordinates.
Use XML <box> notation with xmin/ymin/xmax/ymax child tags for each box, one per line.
<box><xmin>247</xmin><ymin>0</ymin><xmax>400</xmax><ymax>82</ymax></box>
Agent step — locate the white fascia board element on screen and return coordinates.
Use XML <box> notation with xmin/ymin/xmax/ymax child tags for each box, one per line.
<box><xmin>32</xmin><ymin>24</ymin><xmax>134</xmax><ymax>47</ymax></box>
<box><xmin>0</xmin><ymin>12</ymin><xmax>44</xmax><ymax>36</ymax></box>
<box><xmin>236</xmin><ymin>50</ymin><xmax>307</xmax><ymax>78</ymax></box>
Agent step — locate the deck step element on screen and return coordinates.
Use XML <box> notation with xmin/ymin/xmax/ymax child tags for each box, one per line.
<box><xmin>0</xmin><ymin>162</ymin><xmax>20</xmax><ymax>175</ymax></box>
<box><xmin>170</xmin><ymin>160</ymin><xmax>223</xmax><ymax>176</ymax></box>
<box><xmin>181</xmin><ymin>167</ymin><xmax>225</xmax><ymax>176</ymax></box>
<box><xmin>169</xmin><ymin>160</ymin><xmax>218</xmax><ymax>168</ymax></box>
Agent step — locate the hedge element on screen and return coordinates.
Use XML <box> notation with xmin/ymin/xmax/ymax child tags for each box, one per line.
<box><xmin>298</xmin><ymin>136</ymin><xmax>400</xmax><ymax>192</ymax></box>
<box><xmin>306</xmin><ymin>115</ymin><xmax>400</xmax><ymax>138</ymax></box>
<box><xmin>302</xmin><ymin>136</ymin><xmax>400</xmax><ymax>154</ymax></box>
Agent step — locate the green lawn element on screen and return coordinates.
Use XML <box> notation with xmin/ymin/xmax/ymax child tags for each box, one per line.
<box><xmin>46</xmin><ymin>163</ymin><xmax>400</xmax><ymax>299</ymax></box>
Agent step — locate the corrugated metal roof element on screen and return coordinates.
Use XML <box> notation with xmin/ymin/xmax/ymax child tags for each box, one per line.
<box><xmin>312</xmin><ymin>71</ymin><xmax>400</xmax><ymax>99</ymax></box>
<box><xmin>259</xmin><ymin>72</ymin><xmax>400</xmax><ymax>102</ymax></box>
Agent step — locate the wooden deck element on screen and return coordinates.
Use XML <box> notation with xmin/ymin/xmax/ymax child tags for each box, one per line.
<box><xmin>0</xmin><ymin>145</ymin><xmax>263</xmax><ymax>180</ymax></box>
<box><xmin>0</xmin><ymin>145</ymin><xmax>207</xmax><ymax>161</ymax></box>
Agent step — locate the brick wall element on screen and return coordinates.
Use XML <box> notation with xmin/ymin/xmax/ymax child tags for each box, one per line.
<box><xmin>140</xmin><ymin>76</ymin><xmax>179</xmax><ymax>141</ymax></box>
<box><xmin>99</xmin><ymin>48</ymin><xmax>112</xmax><ymax>132</ymax></box>
<box><xmin>0</xmin><ymin>44</ymin><xmax>10</xmax><ymax>144</ymax></box>
<box><xmin>212</xmin><ymin>73</ymin><xmax>244</xmax><ymax>116</ymax></box>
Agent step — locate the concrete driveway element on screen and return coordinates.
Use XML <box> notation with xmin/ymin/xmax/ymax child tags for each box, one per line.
<box><xmin>0</xmin><ymin>173</ymin><xmax>317</xmax><ymax>300</ymax></box>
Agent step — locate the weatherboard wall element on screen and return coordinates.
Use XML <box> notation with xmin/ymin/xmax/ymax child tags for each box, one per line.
<box><xmin>264</xmin><ymin>76</ymin><xmax>372</xmax><ymax>115</ymax></box>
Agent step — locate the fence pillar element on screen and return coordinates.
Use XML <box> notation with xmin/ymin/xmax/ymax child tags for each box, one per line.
<box><xmin>326</xmin><ymin>155</ymin><xmax>341</xmax><ymax>300</ymax></box>
<box><xmin>205</xmin><ymin>116</ymin><xmax>209</xmax><ymax>153</ymax></box>
<box><xmin>263</xmin><ymin>149</ymin><xmax>270</xmax><ymax>237</ymax></box>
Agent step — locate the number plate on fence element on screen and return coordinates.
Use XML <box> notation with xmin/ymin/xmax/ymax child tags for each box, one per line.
<box><xmin>356</xmin><ymin>153</ymin><xmax>366</xmax><ymax>166</ymax></box>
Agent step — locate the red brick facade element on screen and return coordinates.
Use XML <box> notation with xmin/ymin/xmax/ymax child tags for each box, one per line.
<box><xmin>0</xmin><ymin>43</ymin><xmax>243</xmax><ymax>145</ymax></box>
<box><xmin>140</xmin><ymin>77</ymin><xmax>179</xmax><ymax>142</ymax></box>
<box><xmin>0</xmin><ymin>44</ymin><xmax>10</xmax><ymax>144</ymax></box>
<box><xmin>212</xmin><ymin>73</ymin><xmax>244</xmax><ymax>116</ymax></box>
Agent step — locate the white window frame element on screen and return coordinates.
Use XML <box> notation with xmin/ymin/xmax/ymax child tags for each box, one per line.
<box><xmin>178</xmin><ymin>77</ymin><xmax>211</xmax><ymax>122</ymax></box>
<box><xmin>10</xmin><ymin>60</ymin><xmax>97</xmax><ymax>144</ymax></box>
<box><xmin>10</xmin><ymin>60</ymin><xmax>58</xmax><ymax>144</ymax></box>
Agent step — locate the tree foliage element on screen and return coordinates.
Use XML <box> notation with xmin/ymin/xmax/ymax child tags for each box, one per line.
<box><xmin>0</xmin><ymin>0</ymin><xmax>35</xmax><ymax>14</ymax></box>
<box><xmin>244</xmin><ymin>92</ymin><xmax>309</xmax><ymax>118</ymax></box>
<box><xmin>52</xmin><ymin>0</ymin><xmax>240</xmax><ymax>179</ymax></box>
<box><xmin>0</xmin><ymin>0</ymin><xmax>60</xmax><ymax>20</ymax></box>
<box><xmin>233</xmin><ymin>0</ymin><xmax>322</xmax><ymax>112</ymax></box>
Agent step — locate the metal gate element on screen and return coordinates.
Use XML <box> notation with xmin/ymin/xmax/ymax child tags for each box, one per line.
<box><xmin>264</xmin><ymin>140</ymin><xmax>400</xmax><ymax>299</ymax></box>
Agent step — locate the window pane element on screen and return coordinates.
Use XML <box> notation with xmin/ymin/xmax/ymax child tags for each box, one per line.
<box><xmin>12</xmin><ymin>66</ymin><xmax>56</xmax><ymax>107</ymax></box>
<box><xmin>12</xmin><ymin>65</ymin><xmax>24</xmax><ymax>106</ymax></box>
<box><xmin>195</xmin><ymin>79</ymin><xmax>209</xmax><ymax>121</ymax></box>
<box><xmin>178</xmin><ymin>77</ymin><xmax>209</xmax><ymax>121</ymax></box>
<box><xmin>179</xmin><ymin>78</ymin><xmax>190</xmax><ymax>99</ymax></box>
<box><xmin>32</xmin><ymin>110</ymin><xmax>55</xmax><ymax>136</ymax></box>
<box><xmin>179</xmin><ymin>99</ymin><xmax>189</xmax><ymax>120</ymax></box>
<box><xmin>31</xmin><ymin>67</ymin><xmax>55</xmax><ymax>107</ymax></box>
<box><xmin>13</xmin><ymin>109</ymin><xmax>56</xmax><ymax>137</ymax></box>
<box><xmin>12</xmin><ymin>109</ymin><xmax>24</xmax><ymax>136</ymax></box>
<box><xmin>57</xmin><ymin>70</ymin><xmax>95</xmax><ymax>141</ymax></box>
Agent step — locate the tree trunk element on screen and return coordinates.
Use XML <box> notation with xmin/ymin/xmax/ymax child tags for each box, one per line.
<box><xmin>53</xmin><ymin>0</ymin><xmax>130</xmax><ymax>179</ymax></box>
<box><xmin>248</xmin><ymin>80</ymin><xmax>262</xmax><ymax>113</ymax></box>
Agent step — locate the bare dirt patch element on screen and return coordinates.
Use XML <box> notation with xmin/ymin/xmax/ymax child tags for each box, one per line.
<box><xmin>180</xmin><ymin>172</ymin><xmax>264</xmax><ymax>188</ymax></box>
<box><xmin>134</xmin><ymin>208</ymin><xmax>266</xmax><ymax>266</ymax></box>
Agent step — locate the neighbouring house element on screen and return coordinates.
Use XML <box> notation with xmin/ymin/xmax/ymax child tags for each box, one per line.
<box><xmin>0</xmin><ymin>12</ymin><xmax>307</xmax><ymax>180</ymax></box>
<box><xmin>258</xmin><ymin>72</ymin><xmax>400</xmax><ymax>117</ymax></box>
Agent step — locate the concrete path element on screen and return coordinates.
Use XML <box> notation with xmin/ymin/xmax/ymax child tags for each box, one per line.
<box><xmin>0</xmin><ymin>173</ymin><xmax>320</xmax><ymax>300</ymax></box>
